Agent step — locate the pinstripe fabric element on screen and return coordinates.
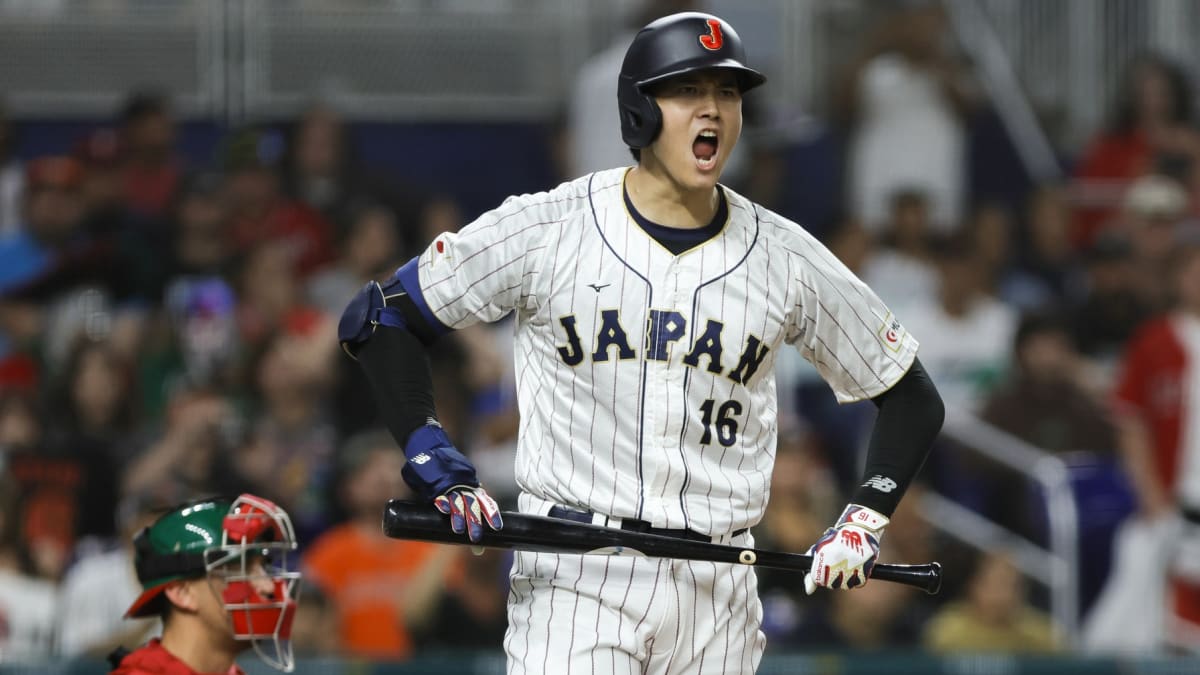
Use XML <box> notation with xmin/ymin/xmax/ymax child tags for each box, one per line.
<box><xmin>415</xmin><ymin>168</ymin><xmax>916</xmax><ymax>536</ymax></box>
<box><xmin>413</xmin><ymin>167</ymin><xmax>915</xmax><ymax>672</ymax></box>
<box><xmin>504</xmin><ymin>535</ymin><xmax>764</xmax><ymax>675</ymax></box>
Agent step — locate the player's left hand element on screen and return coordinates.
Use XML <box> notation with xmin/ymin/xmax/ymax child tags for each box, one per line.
<box><xmin>401</xmin><ymin>422</ymin><xmax>504</xmax><ymax>543</ymax></box>
<box><xmin>434</xmin><ymin>485</ymin><xmax>504</xmax><ymax>544</ymax></box>
<box><xmin>804</xmin><ymin>504</ymin><xmax>889</xmax><ymax>594</ymax></box>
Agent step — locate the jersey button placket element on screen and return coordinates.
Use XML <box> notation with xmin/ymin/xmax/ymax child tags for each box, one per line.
<box><xmin>669</xmin><ymin>267</ymin><xmax>687</xmax><ymax>382</ymax></box>
<box><xmin>642</xmin><ymin>264</ymin><xmax>676</xmax><ymax>517</ymax></box>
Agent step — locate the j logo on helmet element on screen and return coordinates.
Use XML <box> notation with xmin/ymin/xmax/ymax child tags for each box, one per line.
<box><xmin>699</xmin><ymin>19</ymin><xmax>723</xmax><ymax>51</ymax></box>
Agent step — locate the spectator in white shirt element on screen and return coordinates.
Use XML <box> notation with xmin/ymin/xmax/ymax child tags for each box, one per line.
<box><xmin>0</xmin><ymin>104</ymin><xmax>22</xmax><ymax>237</ymax></box>
<box><xmin>902</xmin><ymin>235</ymin><xmax>1017</xmax><ymax>411</ymax></box>
<box><xmin>55</xmin><ymin>494</ymin><xmax>161</xmax><ymax>659</ymax></box>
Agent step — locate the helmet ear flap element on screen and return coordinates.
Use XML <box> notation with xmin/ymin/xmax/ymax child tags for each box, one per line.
<box><xmin>635</xmin><ymin>93</ymin><xmax>662</xmax><ymax>149</ymax></box>
<box><xmin>618</xmin><ymin>73</ymin><xmax>662</xmax><ymax>150</ymax></box>
<box><xmin>618</xmin><ymin>90</ymin><xmax>662</xmax><ymax>150</ymax></box>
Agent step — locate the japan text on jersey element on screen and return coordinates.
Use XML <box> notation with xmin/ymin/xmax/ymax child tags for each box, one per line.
<box><xmin>411</xmin><ymin>168</ymin><xmax>918</xmax><ymax>537</ymax></box>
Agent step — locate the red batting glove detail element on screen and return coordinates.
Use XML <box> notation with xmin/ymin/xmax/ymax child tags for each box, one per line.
<box><xmin>434</xmin><ymin>485</ymin><xmax>504</xmax><ymax>543</ymax></box>
<box><xmin>804</xmin><ymin>504</ymin><xmax>888</xmax><ymax>594</ymax></box>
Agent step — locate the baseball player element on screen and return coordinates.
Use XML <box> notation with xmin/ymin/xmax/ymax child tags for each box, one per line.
<box><xmin>340</xmin><ymin>11</ymin><xmax>944</xmax><ymax>673</ymax></box>
<box><xmin>109</xmin><ymin>494</ymin><xmax>302</xmax><ymax>674</ymax></box>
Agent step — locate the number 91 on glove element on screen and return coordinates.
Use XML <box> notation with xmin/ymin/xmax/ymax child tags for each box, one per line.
<box><xmin>804</xmin><ymin>504</ymin><xmax>889</xmax><ymax>594</ymax></box>
<box><xmin>434</xmin><ymin>486</ymin><xmax>503</xmax><ymax>543</ymax></box>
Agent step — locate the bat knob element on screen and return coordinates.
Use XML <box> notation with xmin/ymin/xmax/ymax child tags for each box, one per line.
<box><xmin>925</xmin><ymin>561</ymin><xmax>943</xmax><ymax>595</ymax></box>
<box><xmin>738</xmin><ymin>550</ymin><xmax>757</xmax><ymax>565</ymax></box>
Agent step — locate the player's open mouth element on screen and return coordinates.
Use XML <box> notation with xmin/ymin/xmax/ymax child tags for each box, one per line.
<box><xmin>693</xmin><ymin>130</ymin><xmax>718</xmax><ymax>170</ymax></box>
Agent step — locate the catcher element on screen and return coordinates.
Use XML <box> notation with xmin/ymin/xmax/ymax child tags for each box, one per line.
<box><xmin>108</xmin><ymin>494</ymin><xmax>302</xmax><ymax>674</ymax></box>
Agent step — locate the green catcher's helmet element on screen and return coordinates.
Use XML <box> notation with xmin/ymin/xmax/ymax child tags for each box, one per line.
<box><xmin>126</xmin><ymin>497</ymin><xmax>228</xmax><ymax>616</ymax></box>
<box><xmin>125</xmin><ymin>494</ymin><xmax>301</xmax><ymax>672</ymax></box>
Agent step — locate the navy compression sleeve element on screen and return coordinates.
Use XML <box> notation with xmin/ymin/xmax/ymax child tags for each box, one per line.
<box><xmin>850</xmin><ymin>357</ymin><xmax>945</xmax><ymax>516</ymax></box>
<box><xmin>354</xmin><ymin>291</ymin><xmax>442</xmax><ymax>446</ymax></box>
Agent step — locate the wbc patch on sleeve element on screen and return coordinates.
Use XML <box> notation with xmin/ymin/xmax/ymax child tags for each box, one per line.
<box><xmin>876</xmin><ymin>313</ymin><xmax>906</xmax><ymax>353</ymax></box>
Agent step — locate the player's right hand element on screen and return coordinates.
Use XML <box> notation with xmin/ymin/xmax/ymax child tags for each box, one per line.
<box><xmin>434</xmin><ymin>486</ymin><xmax>504</xmax><ymax>543</ymax></box>
<box><xmin>803</xmin><ymin>504</ymin><xmax>888</xmax><ymax>594</ymax></box>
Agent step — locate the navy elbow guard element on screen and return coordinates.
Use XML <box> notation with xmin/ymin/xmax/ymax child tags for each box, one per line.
<box><xmin>337</xmin><ymin>277</ymin><xmax>409</xmax><ymax>359</ymax></box>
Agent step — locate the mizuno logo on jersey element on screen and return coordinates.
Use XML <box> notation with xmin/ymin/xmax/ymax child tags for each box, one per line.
<box><xmin>555</xmin><ymin>310</ymin><xmax>771</xmax><ymax>386</ymax></box>
<box><xmin>587</xmin><ymin>283</ymin><xmax>611</xmax><ymax>293</ymax></box>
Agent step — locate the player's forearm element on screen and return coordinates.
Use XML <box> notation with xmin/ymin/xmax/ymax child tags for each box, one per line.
<box><xmin>356</xmin><ymin>325</ymin><xmax>439</xmax><ymax>446</ymax></box>
<box><xmin>851</xmin><ymin>357</ymin><xmax>945</xmax><ymax>516</ymax></box>
<box><xmin>1115</xmin><ymin>413</ymin><xmax>1170</xmax><ymax>516</ymax></box>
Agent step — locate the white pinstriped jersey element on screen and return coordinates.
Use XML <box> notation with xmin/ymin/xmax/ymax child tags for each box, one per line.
<box><xmin>414</xmin><ymin>167</ymin><xmax>918</xmax><ymax>536</ymax></box>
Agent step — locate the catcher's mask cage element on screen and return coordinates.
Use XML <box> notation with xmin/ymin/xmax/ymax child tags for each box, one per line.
<box><xmin>204</xmin><ymin>494</ymin><xmax>302</xmax><ymax>672</ymax></box>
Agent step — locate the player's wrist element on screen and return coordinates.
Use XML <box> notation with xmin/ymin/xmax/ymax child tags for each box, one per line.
<box><xmin>402</xmin><ymin>423</ymin><xmax>482</xmax><ymax>500</ymax></box>
<box><xmin>836</xmin><ymin>504</ymin><xmax>889</xmax><ymax>534</ymax></box>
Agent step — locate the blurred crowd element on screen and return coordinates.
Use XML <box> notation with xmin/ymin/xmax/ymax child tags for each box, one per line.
<box><xmin>1</xmin><ymin>1</ymin><xmax>1200</xmax><ymax>664</ymax></box>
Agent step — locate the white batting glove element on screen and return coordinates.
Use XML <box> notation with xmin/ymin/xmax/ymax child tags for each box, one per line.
<box><xmin>804</xmin><ymin>504</ymin><xmax>889</xmax><ymax>594</ymax></box>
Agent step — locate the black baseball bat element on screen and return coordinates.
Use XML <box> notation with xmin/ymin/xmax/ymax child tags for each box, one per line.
<box><xmin>382</xmin><ymin>499</ymin><xmax>941</xmax><ymax>595</ymax></box>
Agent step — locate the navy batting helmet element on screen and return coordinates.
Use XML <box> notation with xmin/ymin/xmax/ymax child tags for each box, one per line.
<box><xmin>618</xmin><ymin>12</ymin><xmax>766</xmax><ymax>150</ymax></box>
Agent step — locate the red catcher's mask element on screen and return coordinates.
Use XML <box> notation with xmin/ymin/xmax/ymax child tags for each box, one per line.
<box><xmin>204</xmin><ymin>494</ymin><xmax>301</xmax><ymax>672</ymax></box>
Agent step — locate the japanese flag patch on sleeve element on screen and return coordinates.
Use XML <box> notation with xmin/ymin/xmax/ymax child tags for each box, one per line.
<box><xmin>877</xmin><ymin>313</ymin><xmax>906</xmax><ymax>353</ymax></box>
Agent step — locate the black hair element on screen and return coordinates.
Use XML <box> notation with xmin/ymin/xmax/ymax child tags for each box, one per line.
<box><xmin>281</xmin><ymin>103</ymin><xmax>359</xmax><ymax>188</ymax></box>
<box><xmin>118</xmin><ymin>90</ymin><xmax>171</xmax><ymax>127</ymax></box>
<box><xmin>46</xmin><ymin>336</ymin><xmax>138</xmax><ymax>436</ymax></box>
<box><xmin>929</xmin><ymin>231</ymin><xmax>974</xmax><ymax>262</ymax></box>
<box><xmin>153</xmin><ymin>596</ymin><xmax>172</xmax><ymax>623</ymax></box>
<box><xmin>1084</xmin><ymin>232</ymin><xmax>1133</xmax><ymax>265</ymax></box>
<box><xmin>328</xmin><ymin>428</ymin><xmax>401</xmax><ymax>521</ymax></box>
<box><xmin>889</xmin><ymin>188</ymin><xmax>930</xmax><ymax>211</ymax></box>
<box><xmin>629</xmin><ymin>147</ymin><xmax>641</xmax><ymax>162</ymax></box>
<box><xmin>1109</xmin><ymin>53</ymin><xmax>1196</xmax><ymax>135</ymax></box>
<box><xmin>1013</xmin><ymin>309</ymin><xmax>1073</xmax><ymax>354</ymax></box>
<box><xmin>0</xmin><ymin>99</ymin><xmax>14</xmax><ymax>161</ymax></box>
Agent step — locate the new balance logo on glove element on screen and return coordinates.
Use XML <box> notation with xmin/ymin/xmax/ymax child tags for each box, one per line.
<box><xmin>411</xmin><ymin>453</ymin><xmax>432</xmax><ymax>465</ymax></box>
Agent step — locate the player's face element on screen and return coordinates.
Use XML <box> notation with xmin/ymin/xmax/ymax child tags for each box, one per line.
<box><xmin>647</xmin><ymin>70</ymin><xmax>742</xmax><ymax>192</ymax></box>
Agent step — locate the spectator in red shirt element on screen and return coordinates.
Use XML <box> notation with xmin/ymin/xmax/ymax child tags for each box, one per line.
<box><xmin>1114</xmin><ymin>230</ymin><xmax>1200</xmax><ymax>646</ymax></box>
<box><xmin>1072</xmin><ymin>54</ymin><xmax>1200</xmax><ymax>247</ymax></box>
<box><xmin>118</xmin><ymin>91</ymin><xmax>183</xmax><ymax>220</ymax></box>
<box><xmin>221</xmin><ymin>127</ymin><xmax>335</xmax><ymax>278</ymax></box>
